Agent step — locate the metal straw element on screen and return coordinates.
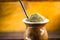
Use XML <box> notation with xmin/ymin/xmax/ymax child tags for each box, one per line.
<box><xmin>19</xmin><ymin>0</ymin><xmax>29</xmax><ymax>18</ymax></box>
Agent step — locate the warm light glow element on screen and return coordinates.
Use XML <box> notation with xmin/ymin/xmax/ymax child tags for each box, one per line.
<box><xmin>0</xmin><ymin>1</ymin><xmax>60</xmax><ymax>32</ymax></box>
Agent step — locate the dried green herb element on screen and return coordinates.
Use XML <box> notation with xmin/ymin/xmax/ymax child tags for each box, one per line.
<box><xmin>26</xmin><ymin>13</ymin><xmax>45</xmax><ymax>22</ymax></box>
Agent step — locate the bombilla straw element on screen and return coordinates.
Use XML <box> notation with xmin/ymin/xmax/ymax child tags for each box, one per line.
<box><xmin>19</xmin><ymin>0</ymin><xmax>29</xmax><ymax>18</ymax></box>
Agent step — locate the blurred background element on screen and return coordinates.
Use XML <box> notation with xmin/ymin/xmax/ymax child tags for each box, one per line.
<box><xmin>0</xmin><ymin>0</ymin><xmax>60</xmax><ymax>39</ymax></box>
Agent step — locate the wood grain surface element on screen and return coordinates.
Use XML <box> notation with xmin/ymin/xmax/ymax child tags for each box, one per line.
<box><xmin>0</xmin><ymin>31</ymin><xmax>60</xmax><ymax>39</ymax></box>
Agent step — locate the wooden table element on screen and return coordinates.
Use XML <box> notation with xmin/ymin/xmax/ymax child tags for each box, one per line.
<box><xmin>0</xmin><ymin>31</ymin><xmax>60</xmax><ymax>40</ymax></box>
<box><xmin>0</xmin><ymin>39</ymin><xmax>60</xmax><ymax>40</ymax></box>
